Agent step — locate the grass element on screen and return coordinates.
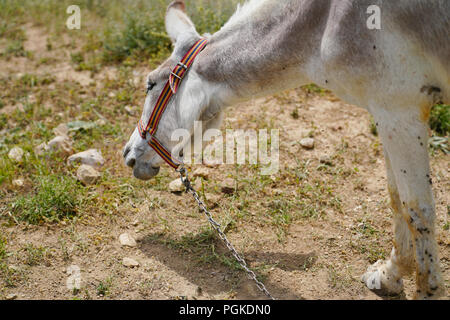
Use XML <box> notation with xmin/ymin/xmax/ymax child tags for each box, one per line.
<box><xmin>22</xmin><ymin>243</ymin><xmax>48</xmax><ymax>266</ymax></box>
<box><xmin>147</xmin><ymin>227</ymin><xmax>245</xmax><ymax>271</ymax></box>
<box><xmin>11</xmin><ymin>175</ymin><xmax>85</xmax><ymax>224</ymax></box>
<box><xmin>429</xmin><ymin>104</ymin><xmax>449</xmax><ymax>136</ymax></box>
<box><xmin>96</xmin><ymin>277</ymin><xmax>113</xmax><ymax>296</ymax></box>
<box><xmin>0</xmin><ymin>236</ymin><xmax>6</xmax><ymax>262</ymax></box>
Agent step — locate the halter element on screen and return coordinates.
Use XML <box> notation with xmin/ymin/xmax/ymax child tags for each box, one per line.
<box><xmin>137</xmin><ymin>38</ymin><xmax>208</xmax><ymax>169</ymax></box>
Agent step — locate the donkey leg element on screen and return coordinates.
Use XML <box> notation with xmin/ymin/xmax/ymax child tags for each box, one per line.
<box><xmin>362</xmin><ymin>151</ymin><xmax>415</xmax><ymax>295</ymax></box>
<box><xmin>362</xmin><ymin>108</ymin><xmax>445</xmax><ymax>299</ymax></box>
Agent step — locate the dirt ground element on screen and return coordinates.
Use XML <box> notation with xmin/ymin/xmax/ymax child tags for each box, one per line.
<box><xmin>0</xmin><ymin>26</ymin><xmax>448</xmax><ymax>300</ymax></box>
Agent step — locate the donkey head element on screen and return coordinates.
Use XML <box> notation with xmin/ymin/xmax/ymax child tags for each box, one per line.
<box><xmin>123</xmin><ymin>1</ymin><xmax>212</xmax><ymax>180</ymax></box>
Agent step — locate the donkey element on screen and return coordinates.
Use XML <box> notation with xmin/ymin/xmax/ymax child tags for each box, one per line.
<box><xmin>123</xmin><ymin>0</ymin><xmax>449</xmax><ymax>299</ymax></box>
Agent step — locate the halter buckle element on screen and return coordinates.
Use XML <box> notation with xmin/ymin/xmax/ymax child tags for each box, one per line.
<box><xmin>177</xmin><ymin>62</ymin><xmax>188</xmax><ymax>70</ymax></box>
<box><xmin>170</xmin><ymin>71</ymin><xmax>182</xmax><ymax>80</ymax></box>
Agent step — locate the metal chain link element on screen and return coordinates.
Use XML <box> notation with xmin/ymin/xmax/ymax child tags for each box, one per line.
<box><xmin>177</xmin><ymin>167</ymin><xmax>275</xmax><ymax>300</ymax></box>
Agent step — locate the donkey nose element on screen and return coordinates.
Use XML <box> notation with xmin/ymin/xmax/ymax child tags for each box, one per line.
<box><xmin>126</xmin><ymin>157</ymin><xmax>136</xmax><ymax>168</ymax></box>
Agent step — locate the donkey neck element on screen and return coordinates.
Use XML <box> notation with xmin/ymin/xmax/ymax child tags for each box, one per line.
<box><xmin>194</xmin><ymin>0</ymin><xmax>331</xmax><ymax>103</ymax></box>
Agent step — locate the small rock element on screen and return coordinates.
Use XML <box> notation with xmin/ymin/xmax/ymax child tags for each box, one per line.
<box><xmin>122</xmin><ymin>257</ymin><xmax>140</xmax><ymax>268</ymax></box>
<box><xmin>203</xmin><ymin>159</ymin><xmax>221</xmax><ymax>168</ymax></box>
<box><xmin>52</xmin><ymin>123</ymin><xmax>69</xmax><ymax>137</ymax></box>
<box><xmin>6</xmin><ymin>293</ymin><xmax>17</xmax><ymax>300</ymax></box>
<box><xmin>124</xmin><ymin>106</ymin><xmax>135</xmax><ymax>115</ymax></box>
<box><xmin>95</xmin><ymin>119</ymin><xmax>107</xmax><ymax>126</ymax></box>
<box><xmin>119</xmin><ymin>233</ymin><xmax>137</xmax><ymax>247</ymax></box>
<box><xmin>204</xmin><ymin>193</ymin><xmax>220</xmax><ymax>208</ymax></box>
<box><xmin>193</xmin><ymin>167</ymin><xmax>210</xmax><ymax>179</ymax></box>
<box><xmin>169</xmin><ymin>178</ymin><xmax>184</xmax><ymax>193</ymax></box>
<box><xmin>8</xmin><ymin>265</ymin><xmax>19</xmax><ymax>272</ymax></box>
<box><xmin>47</xmin><ymin>135</ymin><xmax>73</xmax><ymax>155</ymax></box>
<box><xmin>319</xmin><ymin>156</ymin><xmax>334</xmax><ymax>166</ymax></box>
<box><xmin>34</xmin><ymin>142</ymin><xmax>48</xmax><ymax>156</ymax></box>
<box><xmin>299</xmin><ymin>138</ymin><xmax>315</xmax><ymax>149</ymax></box>
<box><xmin>76</xmin><ymin>165</ymin><xmax>101</xmax><ymax>185</ymax></box>
<box><xmin>221</xmin><ymin>178</ymin><xmax>236</xmax><ymax>194</ymax></box>
<box><xmin>8</xmin><ymin>147</ymin><xmax>24</xmax><ymax>162</ymax></box>
<box><xmin>272</xmin><ymin>189</ymin><xmax>283</xmax><ymax>196</ymax></box>
<box><xmin>12</xmin><ymin>179</ymin><xmax>24</xmax><ymax>187</ymax></box>
<box><xmin>68</xmin><ymin>149</ymin><xmax>105</xmax><ymax>168</ymax></box>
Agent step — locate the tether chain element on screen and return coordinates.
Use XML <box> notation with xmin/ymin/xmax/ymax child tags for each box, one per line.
<box><xmin>177</xmin><ymin>167</ymin><xmax>275</xmax><ymax>300</ymax></box>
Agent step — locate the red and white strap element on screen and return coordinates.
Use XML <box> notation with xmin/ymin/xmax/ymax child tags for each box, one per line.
<box><xmin>138</xmin><ymin>38</ymin><xmax>208</xmax><ymax>169</ymax></box>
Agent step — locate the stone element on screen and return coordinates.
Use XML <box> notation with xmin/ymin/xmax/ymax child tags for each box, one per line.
<box><xmin>34</xmin><ymin>142</ymin><xmax>48</xmax><ymax>156</ymax></box>
<box><xmin>6</xmin><ymin>293</ymin><xmax>17</xmax><ymax>300</ymax></box>
<box><xmin>319</xmin><ymin>156</ymin><xmax>334</xmax><ymax>166</ymax></box>
<box><xmin>76</xmin><ymin>165</ymin><xmax>101</xmax><ymax>185</ymax></box>
<box><xmin>52</xmin><ymin>123</ymin><xmax>69</xmax><ymax>137</ymax></box>
<box><xmin>12</xmin><ymin>179</ymin><xmax>24</xmax><ymax>187</ymax></box>
<box><xmin>8</xmin><ymin>147</ymin><xmax>24</xmax><ymax>162</ymax></box>
<box><xmin>299</xmin><ymin>138</ymin><xmax>315</xmax><ymax>149</ymax></box>
<box><xmin>169</xmin><ymin>178</ymin><xmax>184</xmax><ymax>193</ymax></box>
<box><xmin>95</xmin><ymin>119</ymin><xmax>107</xmax><ymax>126</ymax></box>
<box><xmin>47</xmin><ymin>135</ymin><xmax>73</xmax><ymax>155</ymax></box>
<box><xmin>221</xmin><ymin>178</ymin><xmax>236</xmax><ymax>194</ymax></box>
<box><xmin>119</xmin><ymin>233</ymin><xmax>137</xmax><ymax>247</ymax></box>
<box><xmin>124</xmin><ymin>106</ymin><xmax>135</xmax><ymax>115</ymax></box>
<box><xmin>204</xmin><ymin>193</ymin><xmax>220</xmax><ymax>208</ymax></box>
<box><xmin>68</xmin><ymin>149</ymin><xmax>105</xmax><ymax>168</ymax></box>
<box><xmin>192</xmin><ymin>167</ymin><xmax>210</xmax><ymax>179</ymax></box>
<box><xmin>8</xmin><ymin>265</ymin><xmax>19</xmax><ymax>271</ymax></box>
<box><xmin>202</xmin><ymin>159</ymin><xmax>221</xmax><ymax>168</ymax></box>
<box><xmin>122</xmin><ymin>257</ymin><xmax>140</xmax><ymax>268</ymax></box>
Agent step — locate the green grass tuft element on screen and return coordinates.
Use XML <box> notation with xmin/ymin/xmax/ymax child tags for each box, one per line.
<box><xmin>12</xmin><ymin>175</ymin><xmax>85</xmax><ymax>224</ymax></box>
<box><xmin>429</xmin><ymin>104</ymin><xmax>449</xmax><ymax>136</ymax></box>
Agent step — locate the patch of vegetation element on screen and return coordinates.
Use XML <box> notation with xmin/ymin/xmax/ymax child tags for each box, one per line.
<box><xmin>148</xmin><ymin>228</ymin><xmax>243</xmax><ymax>271</ymax></box>
<box><xmin>327</xmin><ymin>266</ymin><xmax>355</xmax><ymax>290</ymax></box>
<box><xmin>11</xmin><ymin>175</ymin><xmax>86</xmax><ymax>224</ymax></box>
<box><xmin>22</xmin><ymin>243</ymin><xmax>48</xmax><ymax>266</ymax></box>
<box><xmin>429</xmin><ymin>104</ymin><xmax>449</xmax><ymax>136</ymax></box>
<box><xmin>96</xmin><ymin>277</ymin><xmax>113</xmax><ymax>296</ymax></box>
<box><xmin>2</xmin><ymin>40</ymin><xmax>30</xmax><ymax>58</ymax></box>
<box><xmin>0</xmin><ymin>236</ymin><xmax>6</xmax><ymax>261</ymax></box>
<box><xmin>369</xmin><ymin>117</ymin><xmax>378</xmax><ymax>136</ymax></box>
<box><xmin>301</xmin><ymin>83</ymin><xmax>331</xmax><ymax>96</ymax></box>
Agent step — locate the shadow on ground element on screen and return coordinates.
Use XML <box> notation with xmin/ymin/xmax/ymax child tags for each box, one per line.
<box><xmin>138</xmin><ymin>231</ymin><xmax>318</xmax><ymax>299</ymax></box>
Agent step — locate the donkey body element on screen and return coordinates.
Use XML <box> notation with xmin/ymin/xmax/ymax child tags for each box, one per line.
<box><xmin>124</xmin><ymin>0</ymin><xmax>449</xmax><ymax>299</ymax></box>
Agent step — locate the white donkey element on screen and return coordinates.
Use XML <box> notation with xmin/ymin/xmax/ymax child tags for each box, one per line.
<box><xmin>124</xmin><ymin>0</ymin><xmax>449</xmax><ymax>299</ymax></box>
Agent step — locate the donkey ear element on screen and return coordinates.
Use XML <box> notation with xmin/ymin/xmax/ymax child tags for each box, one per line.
<box><xmin>165</xmin><ymin>1</ymin><xmax>198</xmax><ymax>43</ymax></box>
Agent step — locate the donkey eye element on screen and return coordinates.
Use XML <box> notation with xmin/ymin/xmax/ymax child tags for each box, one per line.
<box><xmin>146</xmin><ymin>82</ymin><xmax>156</xmax><ymax>93</ymax></box>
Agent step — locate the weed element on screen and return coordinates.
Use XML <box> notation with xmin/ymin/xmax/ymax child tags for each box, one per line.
<box><xmin>22</xmin><ymin>243</ymin><xmax>48</xmax><ymax>266</ymax></box>
<box><xmin>429</xmin><ymin>104</ymin><xmax>449</xmax><ymax>136</ymax></box>
<box><xmin>97</xmin><ymin>277</ymin><xmax>113</xmax><ymax>296</ymax></box>
<box><xmin>12</xmin><ymin>175</ymin><xmax>85</xmax><ymax>224</ymax></box>
<box><xmin>0</xmin><ymin>236</ymin><xmax>6</xmax><ymax>261</ymax></box>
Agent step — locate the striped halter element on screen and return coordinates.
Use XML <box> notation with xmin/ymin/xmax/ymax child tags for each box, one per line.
<box><xmin>137</xmin><ymin>38</ymin><xmax>208</xmax><ymax>169</ymax></box>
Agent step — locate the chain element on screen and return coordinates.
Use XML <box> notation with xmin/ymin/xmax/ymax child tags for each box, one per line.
<box><xmin>177</xmin><ymin>167</ymin><xmax>275</xmax><ymax>300</ymax></box>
